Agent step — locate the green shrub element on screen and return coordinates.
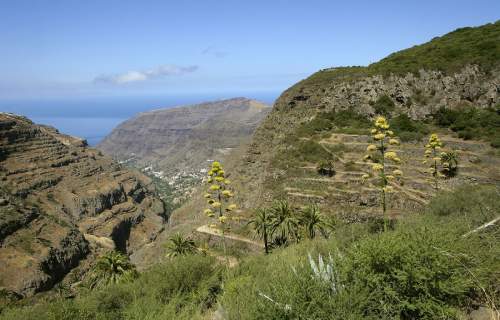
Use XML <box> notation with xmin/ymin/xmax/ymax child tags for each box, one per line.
<box><xmin>346</xmin><ymin>227</ymin><xmax>475</xmax><ymax>319</ymax></box>
<box><xmin>372</xmin><ymin>95</ymin><xmax>395</xmax><ymax>117</ymax></box>
<box><xmin>297</xmin><ymin>109</ymin><xmax>371</xmax><ymax>137</ymax></box>
<box><xmin>1</xmin><ymin>255</ymin><xmax>220</xmax><ymax>320</ymax></box>
<box><xmin>292</xmin><ymin>140</ymin><xmax>331</xmax><ymax>163</ymax></box>
<box><xmin>432</xmin><ymin>106</ymin><xmax>500</xmax><ymax>147</ymax></box>
<box><xmin>389</xmin><ymin>114</ymin><xmax>430</xmax><ymax>141</ymax></box>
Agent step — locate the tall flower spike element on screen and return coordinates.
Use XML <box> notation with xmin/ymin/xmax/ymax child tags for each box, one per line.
<box><xmin>423</xmin><ymin>133</ymin><xmax>444</xmax><ymax>191</ymax></box>
<box><xmin>361</xmin><ymin>115</ymin><xmax>403</xmax><ymax>232</ymax></box>
<box><xmin>203</xmin><ymin>161</ymin><xmax>237</xmax><ymax>264</ymax></box>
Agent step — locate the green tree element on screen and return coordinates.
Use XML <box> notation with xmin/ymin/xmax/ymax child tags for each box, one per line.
<box><xmin>299</xmin><ymin>204</ymin><xmax>331</xmax><ymax>239</ymax></box>
<box><xmin>165</xmin><ymin>233</ymin><xmax>197</xmax><ymax>258</ymax></box>
<box><xmin>269</xmin><ymin>200</ymin><xmax>299</xmax><ymax>245</ymax></box>
<box><xmin>248</xmin><ymin>208</ymin><xmax>272</xmax><ymax>254</ymax></box>
<box><xmin>86</xmin><ymin>251</ymin><xmax>138</xmax><ymax>289</ymax></box>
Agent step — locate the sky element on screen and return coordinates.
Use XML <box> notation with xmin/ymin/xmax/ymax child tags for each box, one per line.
<box><xmin>0</xmin><ymin>0</ymin><xmax>499</xmax><ymax>100</ymax></box>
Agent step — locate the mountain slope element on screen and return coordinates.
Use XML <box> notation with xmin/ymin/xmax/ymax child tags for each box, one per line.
<box><xmin>0</xmin><ymin>113</ymin><xmax>166</xmax><ymax>297</ymax></box>
<box><xmin>169</xmin><ymin>21</ymin><xmax>500</xmax><ymax>237</ymax></box>
<box><xmin>98</xmin><ymin>97</ymin><xmax>270</xmax><ymax>177</ymax></box>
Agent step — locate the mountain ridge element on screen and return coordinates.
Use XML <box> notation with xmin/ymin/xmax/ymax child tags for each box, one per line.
<box><xmin>0</xmin><ymin>113</ymin><xmax>166</xmax><ymax>297</ymax></box>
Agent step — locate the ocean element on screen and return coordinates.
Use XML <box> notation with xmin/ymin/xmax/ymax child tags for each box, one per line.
<box><xmin>0</xmin><ymin>93</ymin><xmax>278</xmax><ymax>145</ymax></box>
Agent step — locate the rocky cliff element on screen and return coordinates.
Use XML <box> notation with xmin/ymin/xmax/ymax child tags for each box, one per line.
<box><xmin>98</xmin><ymin>98</ymin><xmax>270</xmax><ymax>177</ymax></box>
<box><xmin>0</xmin><ymin>113</ymin><xmax>166</xmax><ymax>297</ymax></box>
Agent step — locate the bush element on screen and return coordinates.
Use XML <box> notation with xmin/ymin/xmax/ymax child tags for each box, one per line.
<box><xmin>297</xmin><ymin>109</ymin><xmax>371</xmax><ymax>137</ymax></box>
<box><xmin>0</xmin><ymin>255</ymin><xmax>220</xmax><ymax>320</ymax></box>
<box><xmin>372</xmin><ymin>95</ymin><xmax>395</xmax><ymax>117</ymax></box>
<box><xmin>346</xmin><ymin>227</ymin><xmax>476</xmax><ymax>319</ymax></box>
<box><xmin>292</xmin><ymin>140</ymin><xmax>331</xmax><ymax>163</ymax></box>
<box><xmin>317</xmin><ymin>160</ymin><xmax>335</xmax><ymax>176</ymax></box>
<box><xmin>432</xmin><ymin>106</ymin><xmax>500</xmax><ymax>147</ymax></box>
<box><xmin>389</xmin><ymin>114</ymin><xmax>429</xmax><ymax>141</ymax></box>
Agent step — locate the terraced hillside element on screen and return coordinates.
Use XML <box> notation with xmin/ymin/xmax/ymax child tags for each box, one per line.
<box><xmin>166</xmin><ymin>21</ymin><xmax>500</xmax><ymax>241</ymax></box>
<box><xmin>0</xmin><ymin>113</ymin><xmax>166</xmax><ymax>297</ymax></box>
<box><xmin>276</xmin><ymin>132</ymin><xmax>500</xmax><ymax>220</ymax></box>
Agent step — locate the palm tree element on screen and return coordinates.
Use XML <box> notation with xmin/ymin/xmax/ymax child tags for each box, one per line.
<box><xmin>269</xmin><ymin>200</ymin><xmax>300</xmax><ymax>245</ymax></box>
<box><xmin>87</xmin><ymin>251</ymin><xmax>138</xmax><ymax>289</ymax></box>
<box><xmin>248</xmin><ymin>208</ymin><xmax>272</xmax><ymax>254</ymax></box>
<box><xmin>165</xmin><ymin>233</ymin><xmax>197</xmax><ymax>258</ymax></box>
<box><xmin>440</xmin><ymin>151</ymin><xmax>459</xmax><ymax>177</ymax></box>
<box><xmin>299</xmin><ymin>204</ymin><xmax>331</xmax><ymax>239</ymax></box>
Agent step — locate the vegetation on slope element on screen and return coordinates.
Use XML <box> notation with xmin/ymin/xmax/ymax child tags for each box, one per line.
<box><xmin>1</xmin><ymin>185</ymin><xmax>498</xmax><ymax>319</ymax></box>
<box><xmin>301</xmin><ymin>20</ymin><xmax>500</xmax><ymax>86</ymax></box>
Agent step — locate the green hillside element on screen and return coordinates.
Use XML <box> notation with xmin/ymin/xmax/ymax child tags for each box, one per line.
<box><xmin>303</xmin><ymin>20</ymin><xmax>500</xmax><ymax>86</ymax></box>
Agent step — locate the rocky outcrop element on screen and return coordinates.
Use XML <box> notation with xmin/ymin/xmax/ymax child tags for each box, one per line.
<box><xmin>98</xmin><ymin>98</ymin><xmax>270</xmax><ymax>176</ymax></box>
<box><xmin>0</xmin><ymin>113</ymin><xmax>166</xmax><ymax>297</ymax></box>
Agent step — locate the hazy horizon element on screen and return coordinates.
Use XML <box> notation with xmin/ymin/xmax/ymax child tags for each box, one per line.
<box><xmin>1</xmin><ymin>91</ymin><xmax>279</xmax><ymax>145</ymax></box>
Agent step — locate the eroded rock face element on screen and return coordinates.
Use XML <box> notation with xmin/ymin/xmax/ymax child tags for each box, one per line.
<box><xmin>0</xmin><ymin>113</ymin><xmax>166</xmax><ymax>297</ymax></box>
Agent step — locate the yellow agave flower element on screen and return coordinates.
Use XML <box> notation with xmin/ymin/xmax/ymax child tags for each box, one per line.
<box><xmin>389</xmin><ymin>138</ymin><xmax>399</xmax><ymax>145</ymax></box>
<box><xmin>212</xmin><ymin>161</ymin><xmax>221</xmax><ymax>168</ymax></box>
<box><xmin>386</xmin><ymin>175</ymin><xmax>395</xmax><ymax>180</ymax></box>
<box><xmin>218</xmin><ymin>170</ymin><xmax>225</xmax><ymax>177</ymax></box>
<box><xmin>224</xmin><ymin>179</ymin><xmax>231</xmax><ymax>184</ymax></box>
<box><xmin>228</xmin><ymin>204</ymin><xmax>237</xmax><ymax>211</ymax></box>
<box><xmin>393</xmin><ymin>157</ymin><xmax>401</xmax><ymax>163</ymax></box>
<box><xmin>363</xmin><ymin>154</ymin><xmax>371</xmax><ymax>161</ymax></box>
<box><xmin>209</xmin><ymin>224</ymin><xmax>218</xmax><ymax>229</ymax></box>
<box><xmin>207</xmin><ymin>178</ymin><xmax>213</xmax><ymax>183</ymax></box>
<box><xmin>222</xmin><ymin>190</ymin><xmax>232</xmax><ymax>197</ymax></box>
<box><xmin>204</xmin><ymin>209</ymin><xmax>213</xmax><ymax>215</ymax></box>
<box><xmin>385</xmin><ymin>151</ymin><xmax>398</xmax><ymax>160</ymax></box>
<box><xmin>209</xmin><ymin>184</ymin><xmax>220</xmax><ymax>191</ymax></box>
<box><xmin>204</xmin><ymin>193</ymin><xmax>211</xmax><ymax>198</ymax></box>
<box><xmin>219</xmin><ymin>216</ymin><xmax>228</xmax><ymax>224</ymax></box>
<box><xmin>208</xmin><ymin>170</ymin><xmax>214</xmax><ymax>176</ymax></box>
<box><xmin>371</xmin><ymin>129</ymin><xmax>378</xmax><ymax>134</ymax></box>
<box><xmin>387</xmin><ymin>130</ymin><xmax>394</xmax><ymax>136</ymax></box>
<box><xmin>375</xmin><ymin>116</ymin><xmax>389</xmax><ymax>129</ymax></box>
<box><xmin>373</xmin><ymin>133</ymin><xmax>386</xmax><ymax>141</ymax></box>
<box><xmin>362</xmin><ymin>173</ymin><xmax>370</xmax><ymax>179</ymax></box>
<box><xmin>215</xmin><ymin>176</ymin><xmax>224</xmax><ymax>182</ymax></box>
<box><xmin>211</xmin><ymin>201</ymin><xmax>222</xmax><ymax>208</ymax></box>
<box><xmin>372</xmin><ymin>163</ymin><xmax>384</xmax><ymax>171</ymax></box>
<box><xmin>366</xmin><ymin>144</ymin><xmax>377</xmax><ymax>152</ymax></box>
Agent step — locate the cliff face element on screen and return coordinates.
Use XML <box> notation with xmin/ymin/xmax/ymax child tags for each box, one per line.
<box><xmin>98</xmin><ymin>98</ymin><xmax>270</xmax><ymax>177</ymax></box>
<box><xmin>0</xmin><ymin>113</ymin><xmax>166</xmax><ymax>297</ymax></box>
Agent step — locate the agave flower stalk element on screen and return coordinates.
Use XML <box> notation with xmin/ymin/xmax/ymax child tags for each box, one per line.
<box><xmin>362</xmin><ymin>116</ymin><xmax>403</xmax><ymax>232</ymax></box>
<box><xmin>204</xmin><ymin>161</ymin><xmax>237</xmax><ymax>262</ymax></box>
<box><xmin>423</xmin><ymin>134</ymin><xmax>445</xmax><ymax>190</ymax></box>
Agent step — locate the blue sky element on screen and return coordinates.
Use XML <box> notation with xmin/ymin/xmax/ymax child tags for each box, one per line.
<box><xmin>0</xmin><ymin>0</ymin><xmax>499</xmax><ymax>99</ymax></box>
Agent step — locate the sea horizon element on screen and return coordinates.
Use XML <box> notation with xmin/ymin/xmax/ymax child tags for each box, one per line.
<box><xmin>0</xmin><ymin>92</ymin><xmax>278</xmax><ymax>145</ymax></box>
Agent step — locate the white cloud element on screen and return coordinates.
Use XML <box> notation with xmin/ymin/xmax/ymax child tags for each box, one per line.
<box><xmin>94</xmin><ymin>64</ymin><xmax>199</xmax><ymax>84</ymax></box>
